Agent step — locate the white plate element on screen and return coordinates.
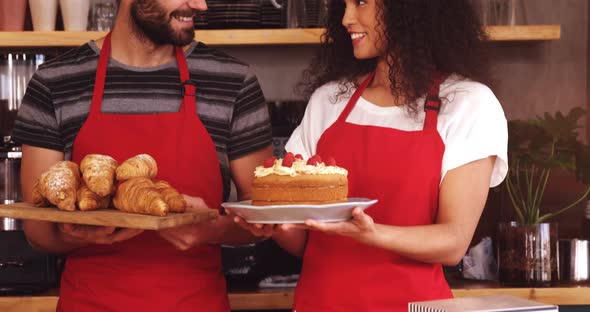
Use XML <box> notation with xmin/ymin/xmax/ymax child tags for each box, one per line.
<box><xmin>221</xmin><ymin>198</ymin><xmax>378</xmax><ymax>224</ymax></box>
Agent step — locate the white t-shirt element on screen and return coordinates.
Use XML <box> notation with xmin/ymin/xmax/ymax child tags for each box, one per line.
<box><xmin>285</xmin><ymin>75</ymin><xmax>508</xmax><ymax>187</ymax></box>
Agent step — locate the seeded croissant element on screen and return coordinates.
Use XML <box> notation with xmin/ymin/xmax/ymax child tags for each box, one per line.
<box><xmin>80</xmin><ymin>154</ymin><xmax>118</xmax><ymax>197</ymax></box>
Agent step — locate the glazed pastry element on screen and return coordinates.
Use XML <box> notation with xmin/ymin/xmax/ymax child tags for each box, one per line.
<box><xmin>80</xmin><ymin>154</ymin><xmax>118</xmax><ymax>197</ymax></box>
<box><xmin>77</xmin><ymin>183</ymin><xmax>111</xmax><ymax>211</ymax></box>
<box><xmin>113</xmin><ymin>177</ymin><xmax>169</xmax><ymax>216</ymax></box>
<box><xmin>116</xmin><ymin>154</ymin><xmax>158</xmax><ymax>181</ymax></box>
<box><xmin>153</xmin><ymin>180</ymin><xmax>187</xmax><ymax>213</ymax></box>
<box><xmin>37</xmin><ymin>161</ymin><xmax>80</xmax><ymax>211</ymax></box>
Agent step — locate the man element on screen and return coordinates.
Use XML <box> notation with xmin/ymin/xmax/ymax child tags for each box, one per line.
<box><xmin>12</xmin><ymin>0</ymin><xmax>273</xmax><ymax>311</ymax></box>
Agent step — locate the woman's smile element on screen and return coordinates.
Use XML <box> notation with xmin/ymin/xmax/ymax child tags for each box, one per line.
<box><xmin>350</xmin><ymin>32</ymin><xmax>368</xmax><ymax>46</ymax></box>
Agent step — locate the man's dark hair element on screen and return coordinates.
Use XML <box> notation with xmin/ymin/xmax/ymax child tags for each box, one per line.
<box><xmin>298</xmin><ymin>0</ymin><xmax>490</xmax><ymax>113</ymax></box>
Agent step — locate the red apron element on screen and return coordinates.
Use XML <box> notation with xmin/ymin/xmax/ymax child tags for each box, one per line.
<box><xmin>294</xmin><ymin>73</ymin><xmax>452</xmax><ymax>311</ymax></box>
<box><xmin>58</xmin><ymin>33</ymin><xmax>229</xmax><ymax>312</ymax></box>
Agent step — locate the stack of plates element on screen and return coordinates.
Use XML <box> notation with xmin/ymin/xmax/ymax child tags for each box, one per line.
<box><xmin>304</xmin><ymin>0</ymin><xmax>322</xmax><ymax>28</ymax></box>
<box><xmin>194</xmin><ymin>0</ymin><xmax>225</xmax><ymax>29</ymax></box>
<box><xmin>208</xmin><ymin>3</ymin><xmax>261</xmax><ymax>29</ymax></box>
<box><xmin>261</xmin><ymin>2</ymin><xmax>285</xmax><ymax>29</ymax></box>
<box><xmin>193</xmin><ymin>12</ymin><xmax>208</xmax><ymax>29</ymax></box>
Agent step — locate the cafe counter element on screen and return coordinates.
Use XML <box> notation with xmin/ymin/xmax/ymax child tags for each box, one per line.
<box><xmin>0</xmin><ymin>278</ymin><xmax>589</xmax><ymax>311</ymax></box>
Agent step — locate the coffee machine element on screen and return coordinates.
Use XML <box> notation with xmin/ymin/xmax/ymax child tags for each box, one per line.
<box><xmin>0</xmin><ymin>53</ymin><xmax>59</xmax><ymax>294</ymax></box>
<box><xmin>0</xmin><ymin>53</ymin><xmax>35</xmax><ymax>233</ymax></box>
<box><xmin>1</xmin><ymin>53</ymin><xmax>45</xmax><ymax>225</ymax></box>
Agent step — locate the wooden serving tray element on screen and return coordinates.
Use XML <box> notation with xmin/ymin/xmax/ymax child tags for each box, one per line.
<box><xmin>0</xmin><ymin>202</ymin><xmax>218</xmax><ymax>230</ymax></box>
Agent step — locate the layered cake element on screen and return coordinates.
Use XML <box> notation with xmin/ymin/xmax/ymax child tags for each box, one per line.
<box><xmin>251</xmin><ymin>153</ymin><xmax>348</xmax><ymax>206</ymax></box>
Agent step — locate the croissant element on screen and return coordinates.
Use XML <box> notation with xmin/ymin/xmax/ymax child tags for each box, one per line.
<box><xmin>37</xmin><ymin>161</ymin><xmax>80</xmax><ymax>211</ymax></box>
<box><xmin>77</xmin><ymin>183</ymin><xmax>111</xmax><ymax>211</ymax></box>
<box><xmin>116</xmin><ymin>154</ymin><xmax>158</xmax><ymax>181</ymax></box>
<box><xmin>113</xmin><ymin>177</ymin><xmax>169</xmax><ymax>216</ymax></box>
<box><xmin>32</xmin><ymin>180</ymin><xmax>50</xmax><ymax>207</ymax></box>
<box><xmin>80</xmin><ymin>154</ymin><xmax>118</xmax><ymax>197</ymax></box>
<box><xmin>153</xmin><ymin>180</ymin><xmax>187</xmax><ymax>213</ymax></box>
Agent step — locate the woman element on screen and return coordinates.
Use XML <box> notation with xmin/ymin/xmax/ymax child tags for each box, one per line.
<box><xmin>236</xmin><ymin>0</ymin><xmax>508</xmax><ymax>310</ymax></box>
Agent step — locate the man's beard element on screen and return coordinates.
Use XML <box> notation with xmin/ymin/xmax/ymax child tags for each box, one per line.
<box><xmin>130</xmin><ymin>0</ymin><xmax>195</xmax><ymax>46</ymax></box>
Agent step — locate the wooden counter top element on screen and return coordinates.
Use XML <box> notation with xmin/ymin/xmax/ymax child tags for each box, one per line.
<box><xmin>0</xmin><ymin>278</ymin><xmax>588</xmax><ymax>311</ymax></box>
<box><xmin>448</xmin><ymin>277</ymin><xmax>590</xmax><ymax>306</ymax></box>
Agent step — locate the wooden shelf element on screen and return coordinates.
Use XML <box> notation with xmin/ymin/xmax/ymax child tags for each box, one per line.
<box><xmin>0</xmin><ymin>29</ymin><xmax>322</xmax><ymax>48</ymax></box>
<box><xmin>0</xmin><ymin>25</ymin><xmax>561</xmax><ymax>48</ymax></box>
<box><xmin>485</xmin><ymin>25</ymin><xmax>561</xmax><ymax>41</ymax></box>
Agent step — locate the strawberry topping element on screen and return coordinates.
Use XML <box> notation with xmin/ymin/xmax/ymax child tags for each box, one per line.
<box><xmin>325</xmin><ymin>156</ymin><xmax>337</xmax><ymax>166</ymax></box>
<box><xmin>307</xmin><ymin>155</ymin><xmax>322</xmax><ymax>166</ymax></box>
<box><xmin>282</xmin><ymin>152</ymin><xmax>295</xmax><ymax>167</ymax></box>
<box><xmin>294</xmin><ymin>154</ymin><xmax>304</xmax><ymax>160</ymax></box>
<box><xmin>263</xmin><ymin>157</ymin><xmax>276</xmax><ymax>168</ymax></box>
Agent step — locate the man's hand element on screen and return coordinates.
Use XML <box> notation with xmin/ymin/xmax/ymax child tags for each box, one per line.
<box><xmin>157</xmin><ymin>195</ymin><xmax>220</xmax><ymax>250</ymax></box>
<box><xmin>58</xmin><ymin>223</ymin><xmax>144</xmax><ymax>246</ymax></box>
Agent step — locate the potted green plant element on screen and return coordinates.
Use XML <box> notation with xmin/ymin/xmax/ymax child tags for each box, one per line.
<box><xmin>499</xmin><ymin>107</ymin><xmax>590</xmax><ymax>286</ymax></box>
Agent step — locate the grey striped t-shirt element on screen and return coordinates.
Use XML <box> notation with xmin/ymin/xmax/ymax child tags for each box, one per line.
<box><xmin>12</xmin><ymin>41</ymin><xmax>272</xmax><ymax>201</ymax></box>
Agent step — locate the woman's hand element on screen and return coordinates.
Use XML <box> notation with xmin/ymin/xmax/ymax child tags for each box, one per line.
<box><xmin>58</xmin><ymin>223</ymin><xmax>144</xmax><ymax>246</ymax></box>
<box><xmin>157</xmin><ymin>195</ymin><xmax>220</xmax><ymax>250</ymax></box>
<box><xmin>287</xmin><ymin>207</ymin><xmax>378</xmax><ymax>244</ymax></box>
<box><xmin>230</xmin><ymin>212</ymin><xmax>287</xmax><ymax>238</ymax></box>
<box><xmin>230</xmin><ymin>210</ymin><xmax>309</xmax><ymax>257</ymax></box>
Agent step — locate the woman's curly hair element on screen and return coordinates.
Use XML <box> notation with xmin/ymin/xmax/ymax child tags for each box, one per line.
<box><xmin>298</xmin><ymin>0</ymin><xmax>490</xmax><ymax>113</ymax></box>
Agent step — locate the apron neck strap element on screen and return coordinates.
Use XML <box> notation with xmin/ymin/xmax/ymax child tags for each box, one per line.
<box><xmin>337</xmin><ymin>71</ymin><xmax>375</xmax><ymax>122</ymax></box>
<box><xmin>175</xmin><ymin>46</ymin><xmax>197</xmax><ymax>115</ymax></box>
<box><xmin>89</xmin><ymin>32</ymin><xmax>113</xmax><ymax>115</ymax></box>
<box><xmin>337</xmin><ymin>71</ymin><xmax>444</xmax><ymax>130</ymax></box>
<box><xmin>89</xmin><ymin>32</ymin><xmax>197</xmax><ymax>116</ymax></box>
<box><xmin>423</xmin><ymin>73</ymin><xmax>444</xmax><ymax>130</ymax></box>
